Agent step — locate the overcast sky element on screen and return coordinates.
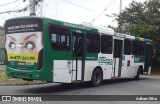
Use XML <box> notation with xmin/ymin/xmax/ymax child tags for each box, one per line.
<box><xmin>0</xmin><ymin>0</ymin><xmax>146</xmax><ymax>27</ymax></box>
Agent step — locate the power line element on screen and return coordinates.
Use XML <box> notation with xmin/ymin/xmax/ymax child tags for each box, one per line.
<box><xmin>15</xmin><ymin>3</ymin><xmax>30</xmax><ymax>11</ymax></box>
<box><xmin>90</xmin><ymin>0</ymin><xmax>116</xmax><ymax>23</ymax></box>
<box><xmin>0</xmin><ymin>0</ymin><xmax>20</xmax><ymax>7</ymax></box>
<box><xmin>11</xmin><ymin>0</ymin><xmax>23</xmax><ymax>10</ymax></box>
<box><xmin>62</xmin><ymin>0</ymin><xmax>95</xmax><ymax>12</ymax></box>
<box><xmin>0</xmin><ymin>6</ymin><xmax>28</xmax><ymax>15</ymax></box>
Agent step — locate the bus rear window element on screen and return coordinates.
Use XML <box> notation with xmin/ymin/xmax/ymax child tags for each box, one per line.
<box><xmin>49</xmin><ymin>25</ymin><xmax>70</xmax><ymax>51</ymax></box>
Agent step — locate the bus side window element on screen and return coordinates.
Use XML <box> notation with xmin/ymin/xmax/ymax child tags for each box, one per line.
<box><xmin>49</xmin><ymin>25</ymin><xmax>70</xmax><ymax>51</ymax></box>
<box><xmin>61</xmin><ymin>35</ymin><xmax>66</xmax><ymax>50</ymax></box>
<box><xmin>86</xmin><ymin>33</ymin><xmax>100</xmax><ymax>53</ymax></box>
<box><xmin>101</xmin><ymin>35</ymin><xmax>113</xmax><ymax>54</ymax></box>
<box><xmin>124</xmin><ymin>39</ymin><xmax>131</xmax><ymax>55</ymax></box>
<box><xmin>132</xmin><ymin>40</ymin><xmax>139</xmax><ymax>55</ymax></box>
<box><xmin>51</xmin><ymin>33</ymin><xmax>57</xmax><ymax>49</ymax></box>
<box><xmin>139</xmin><ymin>41</ymin><xmax>145</xmax><ymax>56</ymax></box>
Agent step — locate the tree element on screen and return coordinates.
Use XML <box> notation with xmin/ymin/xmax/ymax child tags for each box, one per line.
<box><xmin>109</xmin><ymin>0</ymin><xmax>160</xmax><ymax>67</ymax></box>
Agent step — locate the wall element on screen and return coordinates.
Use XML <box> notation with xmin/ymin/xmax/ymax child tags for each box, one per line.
<box><xmin>0</xmin><ymin>26</ymin><xmax>5</xmax><ymax>48</ymax></box>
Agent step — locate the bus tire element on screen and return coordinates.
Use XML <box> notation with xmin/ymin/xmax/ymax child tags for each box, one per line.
<box><xmin>91</xmin><ymin>69</ymin><xmax>103</xmax><ymax>87</ymax></box>
<box><xmin>134</xmin><ymin>68</ymin><xmax>140</xmax><ymax>80</ymax></box>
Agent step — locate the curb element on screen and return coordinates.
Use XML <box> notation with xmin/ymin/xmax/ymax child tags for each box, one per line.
<box><xmin>0</xmin><ymin>82</ymin><xmax>47</xmax><ymax>86</ymax></box>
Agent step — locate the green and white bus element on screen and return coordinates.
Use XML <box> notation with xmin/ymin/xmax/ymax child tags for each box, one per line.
<box><xmin>5</xmin><ymin>17</ymin><xmax>153</xmax><ymax>86</ymax></box>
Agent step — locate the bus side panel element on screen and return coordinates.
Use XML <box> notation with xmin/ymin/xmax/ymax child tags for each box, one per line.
<box><xmin>121</xmin><ymin>55</ymin><xmax>132</xmax><ymax>77</ymax></box>
<box><xmin>53</xmin><ymin>60</ymin><xmax>72</xmax><ymax>83</ymax></box>
<box><xmin>98</xmin><ymin>53</ymin><xmax>113</xmax><ymax>79</ymax></box>
<box><xmin>132</xmin><ymin>63</ymin><xmax>143</xmax><ymax>76</ymax></box>
<box><xmin>42</xmin><ymin>19</ymin><xmax>54</xmax><ymax>82</ymax></box>
<box><xmin>131</xmin><ymin>56</ymin><xmax>144</xmax><ymax>76</ymax></box>
<box><xmin>84</xmin><ymin>61</ymin><xmax>97</xmax><ymax>81</ymax></box>
<box><xmin>84</xmin><ymin>53</ymin><xmax>113</xmax><ymax>82</ymax></box>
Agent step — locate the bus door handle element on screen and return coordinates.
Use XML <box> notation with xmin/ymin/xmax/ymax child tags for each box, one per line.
<box><xmin>127</xmin><ymin>60</ymin><xmax>130</xmax><ymax>67</ymax></box>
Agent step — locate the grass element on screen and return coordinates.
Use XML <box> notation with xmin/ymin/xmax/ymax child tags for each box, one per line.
<box><xmin>0</xmin><ymin>70</ymin><xmax>45</xmax><ymax>86</ymax></box>
<box><xmin>0</xmin><ymin>70</ymin><xmax>8</xmax><ymax>79</ymax></box>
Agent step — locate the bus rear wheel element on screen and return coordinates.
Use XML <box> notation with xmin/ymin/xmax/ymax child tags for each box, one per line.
<box><xmin>91</xmin><ymin>69</ymin><xmax>103</xmax><ymax>87</ymax></box>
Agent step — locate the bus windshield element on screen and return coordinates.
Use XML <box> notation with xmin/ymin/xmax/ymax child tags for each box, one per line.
<box><xmin>5</xmin><ymin>18</ymin><xmax>43</xmax><ymax>68</ymax></box>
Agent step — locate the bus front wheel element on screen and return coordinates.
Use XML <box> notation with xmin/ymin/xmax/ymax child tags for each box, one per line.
<box><xmin>134</xmin><ymin>68</ymin><xmax>140</xmax><ymax>80</ymax></box>
<box><xmin>91</xmin><ymin>69</ymin><xmax>103</xmax><ymax>87</ymax></box>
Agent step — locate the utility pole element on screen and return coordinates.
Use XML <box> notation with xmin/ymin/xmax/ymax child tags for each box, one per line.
<box><xmin>29</xmin><ymin>0</ymin><xmax>36</xmax><ymax>16</ymax></box>
<box><xmin>120</xmin><ymin>0</ymin><xmax>122</xmax><ymax>15</ymax></box>
<box><xmin>119</xmin><ymin>0</ymin><xmax>122</xmax><ymax>33</ymax></box>
<box><xmin>24</xmin><ymin>0</ymin><xmax>43</xmax><ymax>16</ymax></box>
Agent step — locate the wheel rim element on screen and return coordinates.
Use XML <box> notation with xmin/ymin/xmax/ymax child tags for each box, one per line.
<box><xmin>94</xmin><ymin>73</ymin><xmax>100</xmax><ymax>84</ymax></box>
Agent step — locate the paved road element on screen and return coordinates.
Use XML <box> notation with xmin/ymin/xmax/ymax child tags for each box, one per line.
<box><xmin>0</xmin><ymin>75</ymin><xmax>160</xmax><ymax>104</ymax></box>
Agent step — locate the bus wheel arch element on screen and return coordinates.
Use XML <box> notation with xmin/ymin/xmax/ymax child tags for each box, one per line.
<box><xmin>135</xmin><ymin>66</ymin><xmax>143</xmax><ymax>80</ymax></box>
<box><xmin>139</xmin><ymin>65</ymin><xmax>143</xmax><ymax>74</ymax></box>
<box><xmin>91</xmin><ymin>66</ymin><xmax>103</xmax><ymax>87</ymax></box>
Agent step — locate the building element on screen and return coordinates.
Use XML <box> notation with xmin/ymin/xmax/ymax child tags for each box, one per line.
<box><xmin>0</xmin><ymin>26</ymin><xmax>5</xmax><ymax>65</ymax></box>
<box><xmin>0</xmin><ymin>26</ymin><xmax>5</xmax><ymax>48</ymax></box>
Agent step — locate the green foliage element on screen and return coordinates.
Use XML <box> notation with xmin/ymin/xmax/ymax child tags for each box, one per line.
<box><xmin>0</xmin><ymin>70</ymin><xmax>45</xmax><ymax>85</ymax></box>
<box><xmin>0</xmin><ymin>70</ymin><xmax>8</xmax><ymax>79</ymax></box>
<box><xmin>110</xmin><ymin>0</ymin><xmax>160</xmax><ymax>66</ymax></box>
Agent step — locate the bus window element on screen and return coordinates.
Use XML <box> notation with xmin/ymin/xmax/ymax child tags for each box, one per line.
<box><xmin>124</xmin><ymin>39</ymin><xmax>131</xmax><ymax>55</ymax></box>
<box><xmin>86</xmin><ymin>33</ymin><xmax>100</xmax><ymax>53</ymax></box>
<box><xmin>139</xmin><ymin>41</ymin><xmax>145</xmax><ymax>56</ymax></box>
<box><xmin>132</xmin><ymin>40</ymin><xmax>139</xmax><ymax>55</ymax></box>
<box><xmin>49</xmin><ymin>25</ymin><xmax>70</xmax><ymax>51</ymax></box>
<box><xmin>101</xmin><ymin>35</ymin><xmax>113</xmax><ymax>54</ymax></box>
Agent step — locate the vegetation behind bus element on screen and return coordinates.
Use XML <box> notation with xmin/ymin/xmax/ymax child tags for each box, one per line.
<box><xmin>109</xmin><ymin>0</ymin><xmax>160</xmax><ymax>68</ymax></box>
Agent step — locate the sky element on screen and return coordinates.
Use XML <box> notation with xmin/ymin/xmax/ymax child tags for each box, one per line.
<box><xmin>0</xmin><ymin>0</ymin><xmax>147</xmax><ymax>27</ymax></box>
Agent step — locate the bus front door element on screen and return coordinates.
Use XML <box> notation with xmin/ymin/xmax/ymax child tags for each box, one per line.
<box><xmin>72</xmin><ymin>32</ymin><xmax>85</xmax><ymax>81</ymax></box>
<box><xmin>113</xmin><ymin>39</ymin><xmax>123</xmax><ymax>77</ymax></box>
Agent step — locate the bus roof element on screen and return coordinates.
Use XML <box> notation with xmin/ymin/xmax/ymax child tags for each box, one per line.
<box><xmin>45</xmin><ymin>18</ymin><xmax>99</xmax><ymax>32</ymax></box>
<box><xmin>5</xmin><ymin>16</ymin><xmax>152</xmax><ymax>42</ymax></box>
<box><xmin>5</xmin><ymin>16</ymin><xmax>42</xmax><ymax>22</ymax></box>
<box><xmin>81</xmin><ymin>23</ymin><xmax>114</xmax><ymax>35</ymax></box>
